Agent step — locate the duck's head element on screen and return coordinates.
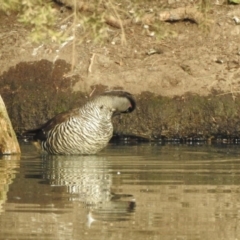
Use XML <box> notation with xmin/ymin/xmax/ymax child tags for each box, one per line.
<box><xmin>98</xmin><ymin>90</ymin><xmax>136</xmax><ymax>115</ymax></box>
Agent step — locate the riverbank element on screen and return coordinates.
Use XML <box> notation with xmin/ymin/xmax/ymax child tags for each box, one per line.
<box><xmin>0</xmin><ymin>2</ymin><xmax>240</xmax><ymax>141</ymax></box>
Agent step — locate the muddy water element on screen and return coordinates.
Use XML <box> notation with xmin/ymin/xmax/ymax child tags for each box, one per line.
<box><xmin>1</xmin><ymin>143</ymin><xmax>240</xmax><ymax>240</ymax></box>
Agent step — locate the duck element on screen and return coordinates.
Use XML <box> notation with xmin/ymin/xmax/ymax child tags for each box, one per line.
<box><xmin>24</xmin><ymin>90</ymin><xmax>136</xmax><ymax>155</ymax></box>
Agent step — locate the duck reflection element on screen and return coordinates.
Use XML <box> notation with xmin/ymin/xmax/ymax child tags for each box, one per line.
<box><xmin>42</xmin><ymin>155</ymin><xmax>136</xmax><ymax>225</ymax></box>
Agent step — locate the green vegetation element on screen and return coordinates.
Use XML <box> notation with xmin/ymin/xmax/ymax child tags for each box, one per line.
<box><xmin>229</xmin><ymin>0</ymin><xmax>240</xmax><ymax>3</ymax></box>
<box><xmin>0</xmin><ymin>0</ymin><xmax>214</xmax><ymax>44</ymax></box>
<box><xmin>0</xmin><ymin>0</ymin><xmax>63</xmax><ymax>42</ymax></box>
<box><xmin>0</xmin><ymin>0</ymin><xmax>128</xmax><ymax>43</ymax></box>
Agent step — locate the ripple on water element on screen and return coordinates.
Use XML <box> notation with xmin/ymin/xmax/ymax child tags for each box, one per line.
<box><xmin>1</xmin><ymin>143</ymin><xmax>240</xmax><ymax>240</ymax></box>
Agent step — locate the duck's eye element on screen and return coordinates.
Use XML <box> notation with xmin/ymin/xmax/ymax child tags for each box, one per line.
<box><xmin>100</xmin><ymin>105</ymin><xmax>103</xmax><ymax>109</ymax></box>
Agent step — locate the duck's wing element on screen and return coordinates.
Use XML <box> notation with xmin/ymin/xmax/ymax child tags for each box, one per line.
<box><xmin>24</xmin><ymin>108</ymin><xmax>80</xmax><ymax>141</ymax></box>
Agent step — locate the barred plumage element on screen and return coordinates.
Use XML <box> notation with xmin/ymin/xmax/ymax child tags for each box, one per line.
<box><xmin>25</xmin><ymin>91</ymin><xmax>136</xmax><ymax>155</ymax></box>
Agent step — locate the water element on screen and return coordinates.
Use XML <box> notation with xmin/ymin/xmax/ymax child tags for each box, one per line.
<box><xmin>1</xmin><ymin>143</ymin><xmax>240</xmax><ymax>240</ymax></box>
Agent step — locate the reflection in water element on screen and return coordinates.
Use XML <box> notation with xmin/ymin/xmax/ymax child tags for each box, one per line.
<box><xmin>43</xmin><ymin>155</ymin><xmax>112</xmax><ymax>203</ymax></box>
<box><xmin>0</xmin><ymin>155</ymin><xmax>20</xmax><ymax>213</ymax></box>
<box><xmin>43</xmin><ymin>155</ymin><xmax>136</xmax><ymax>224</ymax></box>
<box><xmin>2</xmin><ymin>143</ymin><xmax>240</xmax><ymax>239</ymax></box>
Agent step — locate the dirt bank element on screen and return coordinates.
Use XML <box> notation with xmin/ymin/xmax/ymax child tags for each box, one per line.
<box><xmin>0</xmin><ymin>1</ymin><xmax>240</xmax><ymax>141</ymax></box>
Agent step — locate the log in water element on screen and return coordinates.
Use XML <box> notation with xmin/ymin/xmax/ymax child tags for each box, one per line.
<box><xmin>0</xmin><ymin>95</ymin><xmax>20</xmax><ymax>155</ymax></box>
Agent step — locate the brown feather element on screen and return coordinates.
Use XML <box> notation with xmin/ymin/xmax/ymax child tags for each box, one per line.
<box><xmin>25</xmin><ymin>108</ymin><xmax>80</xmax><ymax>141</ymax></box>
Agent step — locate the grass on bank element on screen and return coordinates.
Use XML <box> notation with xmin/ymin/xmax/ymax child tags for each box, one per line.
<box><xmin>0</xmin><ymin>0</ymin><xmax>215</xmax><ymax>44</ymax></box>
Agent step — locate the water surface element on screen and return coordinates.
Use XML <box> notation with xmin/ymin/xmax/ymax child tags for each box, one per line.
<box><xmin>1</xmin><ymin>143</ymin><xmax>240</xmax><ymax>240</ymax></box>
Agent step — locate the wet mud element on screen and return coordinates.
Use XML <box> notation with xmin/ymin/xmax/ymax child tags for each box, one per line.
<box><xmin>1</xmin><ymin>59</ymin><xmax>240</xmax><ymax>143</ymax></box>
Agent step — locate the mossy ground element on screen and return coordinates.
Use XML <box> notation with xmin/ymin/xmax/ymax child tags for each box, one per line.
<box><xmin>0</xmin><ymin>59</ymin><xmax>86</xmax><ymax>132</ymax></box>
<box><xmin>0</xmin><ymin>59</ymin><xmax>240</xmax><ymax>143</ymax></box>
<box><xmin>113</xmin><ymin>92</ymin><xmax>240</xmax><ymax>143</ymax></box>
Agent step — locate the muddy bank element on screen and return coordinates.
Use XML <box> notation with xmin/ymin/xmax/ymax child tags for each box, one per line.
<box><xmin>0</xmin><ymin>59</ymin><xmax>240</xmax><ymax>143</ymax></box>
<box><xmin>0</xmin><ymin>2</ymin><xmax>240</xmax><ymax>142</ymax></box>
<box><xmin>117</xmin><ymin>91</ymin><xmax>240</xmax><ymax>142</ymax></box>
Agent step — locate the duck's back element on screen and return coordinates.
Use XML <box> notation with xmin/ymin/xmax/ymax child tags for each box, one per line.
<box><xmin>42</xmin><ymin>103</ymin><xmax>114</xmax><ymax>155</ymax></box>
<box><xmin>24</xmin><ymin>90</ymin><xmax>136</xmax><ymax>155</ymax></box>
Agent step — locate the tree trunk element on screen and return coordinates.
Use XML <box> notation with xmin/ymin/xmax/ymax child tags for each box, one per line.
<box><xmin>0</xmin><ymin>95</ymin><xmax>21</xmax><ymax>155</ymax></box>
